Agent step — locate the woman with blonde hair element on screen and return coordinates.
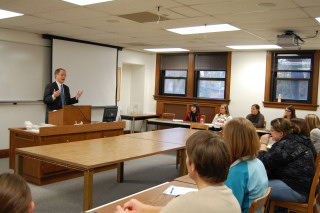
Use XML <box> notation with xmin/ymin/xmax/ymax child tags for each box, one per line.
<box><xmin>212</xmin><ymin>104</ymin><xmax>232</xmax><ymax>129</ymax></box>
<box><xmin>305</xmin><ymin>114</ymin><xmax>320</xmax><ymax>152</ymax></box>
<box><xmin>223</xmin><ymin>117</ymin><xmax>268</xmax><ymax>213</ymax></box>
<box><xmin>0</xmin><ymin>173</ymin><xmax>34</xmax><ymax>213</ymax></box>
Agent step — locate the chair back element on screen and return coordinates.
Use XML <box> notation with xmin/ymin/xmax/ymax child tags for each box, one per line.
<box><xmin>264</xmin><ymin>120</ymin><xmax>267</xmax><ymax>128</ymax></box>
<box><xmin>248</xmin><ymin>187</ymin><xmax>272</xmax><ymax>213</ymax></box>
<box><xmin>315</xmin><ymin>151</ymin><xmax>320</xmax><ymax>167</ymax></box>
<box><xmin>190</xmin><ymin>123</ymin><xmax>209</xmax><ymax>130</ymax></box>
<box><xmin>201</xmin><ymin>115</ymin><xmax>206</xmax><ymax>123</ymax></box>
<box><xmin>161</xmin><ymin>113</ymin><xmax>175</xmax><ymax>120</ymax></box>
<box><xmin>307</xmin><ymin>152</ymin><xmax>320</xmax><ymax>209</ymax></box>
<box><xmin>269</xmin><ymin>152</ymin><xmax>320</xmax><ymax>213</ymax></box>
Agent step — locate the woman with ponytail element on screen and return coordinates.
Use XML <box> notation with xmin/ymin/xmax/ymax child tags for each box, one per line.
<box><xmin>258</xmin><ymin>118</ymin><xmax>316</xmax><ymax>209</ymax></box>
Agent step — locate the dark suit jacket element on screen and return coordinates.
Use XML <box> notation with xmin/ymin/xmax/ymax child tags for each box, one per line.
<box><xmin>43</xmin><ymin>82</ymin><xmax>78</xmax><ymax>118</ymax></box>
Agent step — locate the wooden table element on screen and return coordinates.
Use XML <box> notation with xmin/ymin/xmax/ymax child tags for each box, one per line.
<box><xmin>15</xmin><ymin>129</ymin><xmax>190</xmax><ymax>211</ymax></box>
<box><xmin>174</xmin><ymin>175</ymin><xmax>196</xmax><ymax>185</ymax></box>
<box><xmin>146</xmin><ymin>118</ymin><xmax>214</xmax><ymax>130</ymax></box>
<box><xmin>86</xmin><ymin>180</ymin><xmax>197</xmax><ymax>213</ymax></box>
<box><xmin>124</xmin><ymin>127</ymin><xmax>198</xmax><ymax>145</ymax></box>
<box><xmin>120</xmin><ymin>114</ymin><xmax>159</xmax><ymax>133</ymax></box>
<box><xmin>9</xmin><ymin>122</ymin><xmax>125</xmax><ymax>185</ymax></box>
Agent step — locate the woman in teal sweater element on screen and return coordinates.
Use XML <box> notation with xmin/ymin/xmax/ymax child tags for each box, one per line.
<box><xmin>223</xmin><ymin>118</ymin><xmax>268</xmax><ymax>213</ymax></box>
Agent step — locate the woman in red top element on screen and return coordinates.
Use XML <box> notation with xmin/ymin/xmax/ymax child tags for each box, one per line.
<box><xmin>184</xmin><ymin>103</ymin><xmax>203</xmax><ymax>122</ymax></box>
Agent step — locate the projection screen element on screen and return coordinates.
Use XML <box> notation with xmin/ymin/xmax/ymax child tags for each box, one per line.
<box><xmin>52</xmin><ymin>38</ymin><xmax>118</xmax><ymax>107</ymax></box>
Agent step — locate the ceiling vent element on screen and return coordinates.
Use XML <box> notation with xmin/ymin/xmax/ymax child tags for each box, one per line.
<box><xmin>119</xmin><ymin>12</ymin><xmax>169</xmax><ymax>23</ymax></box>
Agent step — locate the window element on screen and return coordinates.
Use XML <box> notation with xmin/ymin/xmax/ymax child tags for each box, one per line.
<box><xmin>195</xmin><ymin>71</ymin><xmax>226</xmax><ymax>99</ymax></box>
<box><xmin>194</xmin><ymin>53</ymin><xmax>228</xmax><ymax>99</ymax></box>
<box><xmin>159</xmin><ymin>54</ymin><xmax>188</xmax><ymax>96</ymax></box>
<box><xmin>270</xmin><ymin>52</ymin><xmax>314</xmax><ymax>103</ymax></box>
<box><xmin>161</xmin><ymin>70</ymin><xmax>187</xmax><ymax>96</ymax></box>
<box><xmin>264</xmin><ymin>50</ymin><xmax>319</xmax><ymax>110</ymax></box>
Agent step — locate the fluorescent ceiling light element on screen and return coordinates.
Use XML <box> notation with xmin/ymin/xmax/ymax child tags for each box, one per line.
<box><xmin>166</xmin><ymin>24</ymin><xmax>240</xmax><ymax>35</ymax></box>
<box><xmin>144</xmin><ymin>48</ymin><xmax>189</xmax><ymax>53</ymax></box>
<box><xmin>227</xmin><ymin>45</ymin><xmax>281</xmax><ymax>50</ymax></box>
<box><xmin>316</xmin><ymin>17</ymin><xmax>320</xmax><ymax>24</ymax></box>
<box><xmin>62</xmin><ymin>0</ymin><xmax>113</xmax><ymax>6</ymax></box>
<box><xmin>0</xmin><ymin>9</ymin><xmax>23</xmax><ymax>20</ymax></box>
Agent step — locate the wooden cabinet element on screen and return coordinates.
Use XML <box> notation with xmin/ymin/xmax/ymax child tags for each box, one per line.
<box><xmin>9</xmin><ymin>122</ymin><xmax>125</xmax><ymax>185</ymax></box>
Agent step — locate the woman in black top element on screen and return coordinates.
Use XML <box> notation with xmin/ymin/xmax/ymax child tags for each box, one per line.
<box><xmin>258</xmin><ymin>118</ymin><xmax>316</xmax><ymax>207</ymax></box>
<box><xmin>184</xmin><ymin>103</ymin><xmax>202</xmax><ymax>122</ymax></box>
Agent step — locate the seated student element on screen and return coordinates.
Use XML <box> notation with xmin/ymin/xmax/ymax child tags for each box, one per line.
<box><xmin>223</xmin><ymin>118</ymin><xmax>268</xmax><ymax>213</ymax></box>
<box><xmin>258</xmin><ymin>118</ymin><xmax>316</xmax><ymax>210</ymax></box>
<box><xmin>183</xmin><ymin>103</ymin><xmax>203</xmax><ymax>122</ymax></box>
<box><xmin>282</xmin><ymin>105</ymin><xmax>296</xmax><ymax>121</ymax></box>
<box><xmin>115</xmin><ymin>131</ymin><xmax>241</xmax><ymax>213</ymax></box>
<box><xmin>305</xmin><ymin>114</ymin><xmax>320</xmax><ymax>153</ymax></box>
<box><xmin>212</xmin><ymin>104</ymin><xmax>232</xmax><ymax>129</ymax></box>
<box><xmin>246</xmin><ymin>104</ymin><xmax>265</xmax><ymax>128</ymax></box>
<box><xmin>0</xmin><ymin>173</ymin><xmax>34</xmax><ymax>213</ymax></box>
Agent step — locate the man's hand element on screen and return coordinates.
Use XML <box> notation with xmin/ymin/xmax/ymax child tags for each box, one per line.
<box><xmin>76</xmin><ymin>90</ymin><xmax>83</xmax><ymax>99</ymax></box>
<box><xmin>53</xmin><ymin>89</ymin><xmax>60</xmax><ymax>98</ymax></box>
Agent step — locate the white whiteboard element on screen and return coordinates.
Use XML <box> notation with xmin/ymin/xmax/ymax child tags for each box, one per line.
<box><xmin>52</xmin><ymin>39</ymin><xmax>118</xmax><ymax>107</ymax></box>
<box><xmin>0</xmin><ymin>40</ymin><xmax>50</xmax><ymax>101</ymax></box>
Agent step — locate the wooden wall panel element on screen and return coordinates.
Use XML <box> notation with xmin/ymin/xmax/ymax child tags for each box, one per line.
<box><xmin>164</xmin><ymin>103</ymin><xmax>187</xmax><ymax>120</ymax></box>
<box><xmin>201</xmin><ymin>106</ymin><xmax>216</xmax><ymax>123</ymax></box>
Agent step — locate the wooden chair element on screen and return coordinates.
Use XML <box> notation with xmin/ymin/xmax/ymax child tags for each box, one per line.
<box><xmin>161</xmin><ymin>113</ymin><xmax>175</xmax><ymax>120</ymax></box>
<box><xmin>176</xmin><ymin>123</ymin><xmax>209</xmax><ymax>168</ymax></box>
<box><xmin>201</xmin><ymin>115</ymin><xmax>206</xmax><ymax>123</ymax></box>
<box><xmin>315</xmin><ymin>152</ymin><xmax>320</xmax><ymax>205</ymax></box>
<box><xmin>269</xmin><ymin>152</ymin><xmax>320</xmax><ymax>213</ymax></box>
<box><xmin>248</xmin><ymin>187</ymin><xmax>272</xmax><ymax>213</ymax></box>
<box><xmin>264</xmin><ymin>120</ymin><xmax>267</xmax><ymax>128</ymax></box>
<box><xmin>190</xmin><ymin>123</ymin><xmax>209</xmax><ymax>130</ymax></box>
<box><xmin>159</xmin><ymin>113</ymin><xmax>176</xmax><ymax>130</ymax></box>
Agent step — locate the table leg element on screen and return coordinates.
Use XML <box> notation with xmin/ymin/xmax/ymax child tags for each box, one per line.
<box><xmin>131</xmin><ymin>118</ymin><xmax>135</xmax><ymax>134</ymax></box>
<box><xmin>117</xmin><ymin>162</ymin><xmax>124</xmax><ymax>183</ymax></box>
<box><xmin>179</xmin><ymin>149</ymin><xmax>187</xmax><ymax>176</ymax></box>
<box><xmin>83</xmin><ymin>170</ymin><xmax>93</xmax><ymax>211</ymax></box>
<box><xmin>14</xmin><ymin>154</ymin><xmax>23</xmax><ymax>176</ymax></box>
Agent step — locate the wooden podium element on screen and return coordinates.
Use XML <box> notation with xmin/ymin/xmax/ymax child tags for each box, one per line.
<box><xmin>48</xmin><ymin>105</ymin><xmax>92</xmax><ymax>126</ymax></box>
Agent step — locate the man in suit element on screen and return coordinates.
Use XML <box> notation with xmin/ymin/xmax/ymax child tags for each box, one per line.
<box><xmin>43</xmin><ymin>68</ymin><xmax>83</xmax><ymax>123</ymax></box>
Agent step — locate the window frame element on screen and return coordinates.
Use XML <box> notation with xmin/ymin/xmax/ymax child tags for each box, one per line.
<box><xmin>270</xmin><ymin>52</ymin><xmax>314</xmax><ymax>103</ymax></box>
<box><xmin>263</xmin><ymin>50</ymin><xmax>319</xmax><ymax>110</ymax></box>
<box><xmin>194</xmin><ymin>70</ymin><xmax>227</xmax><ymax>99</ymax></box>
<box><xmin>154</xmin><ymin>52</ymin><xmax>232</xmax><ymax>106</ymax></box>
<box><xmin>159</xmin><ymin>70</ymin><xmax>188</xmax><ymax>96</ymax></box>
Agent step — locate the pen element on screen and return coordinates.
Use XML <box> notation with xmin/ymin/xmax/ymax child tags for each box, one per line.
<box><xmin>170</xmin><ymin>187</ymin><xmax>174</xmax><ymax>194</ymax></box>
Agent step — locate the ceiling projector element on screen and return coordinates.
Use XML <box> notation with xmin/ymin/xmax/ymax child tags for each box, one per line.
<box><xmin>277</xmin><ymin>31</ymin><xmax>300</xmax><ymax>47</ymax></box>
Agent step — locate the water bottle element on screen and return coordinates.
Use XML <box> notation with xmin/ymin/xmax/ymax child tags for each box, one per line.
<box><xmin>278</xmin><ymin>94</ymin><xmax>282</xmax><ymax>102</ymax></box>
<box><xmin>200</xmin><ymin>117</ymin><xmax>204</xmax><ymax>124</ymax></box>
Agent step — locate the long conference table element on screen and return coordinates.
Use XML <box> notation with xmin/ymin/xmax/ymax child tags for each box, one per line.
<box><xmin>146</xmin><ymin>118</ymin><xmax>214</xmax><ymax>129</ymax></box>
<box><xmin>15</xmin><ymin>128</ymin><xmax>198</xmax><ymax>211</ymax></box>
<box><xmin>87</xmin><ymin>177</ymin><xmax>197</xmax><ymax>213</ymax></box>
<box><xmin>147</xmin><ymin>118</ymin><xmax>269</xmax><ymax>135</ymax></box>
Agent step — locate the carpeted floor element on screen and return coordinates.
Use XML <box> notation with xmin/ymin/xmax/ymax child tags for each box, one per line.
<box><xmin>0</xmin><ymin>151</ymin><xmax>179</xmax><ymax>213</ymax></box>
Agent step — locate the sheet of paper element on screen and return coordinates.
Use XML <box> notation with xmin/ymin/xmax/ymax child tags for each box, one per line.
<box><xmin>163</xmin><ymin>185</ymin><xmax>198</xmax><ymax>196</ymax></box>
<box><xmin>25</xmin><ymin>129</ymin><xmax>39</xmax><ymax>133</ymax></box>
<box><xmin>172</xmin><ymin>119</ymin><xmax>183</xmax><ymax>122</ymax></box>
